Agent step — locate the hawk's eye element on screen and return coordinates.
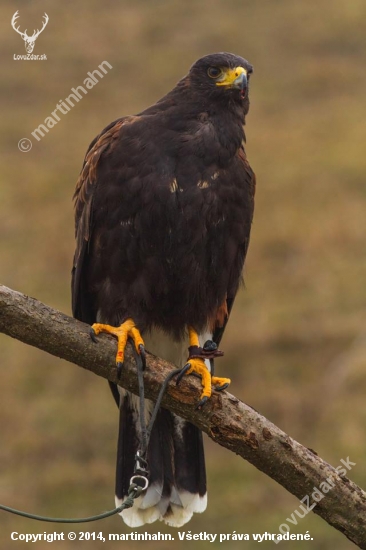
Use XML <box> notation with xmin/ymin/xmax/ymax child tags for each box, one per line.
<box><xmin>207</xmin><ymin>67</ymin><xmax>223</xmax><ymax>79</ymax></box>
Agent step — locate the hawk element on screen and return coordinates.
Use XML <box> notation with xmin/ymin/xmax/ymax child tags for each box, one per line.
<box><xmin>72</xmin><ymin>52</ymin><xmax>255</xmax><ymax>527</ymax></box>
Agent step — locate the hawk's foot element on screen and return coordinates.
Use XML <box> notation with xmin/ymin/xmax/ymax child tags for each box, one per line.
<box><xmin>176</xmin><ymin>327</ymin><xmax>230</xmax><ymax>408</ymax></box>
<box><xmin>211</xmin><ymin>376</ymin><xmax>231</xmax><ymax>392</ymax></box>
<box><xmin>90</xmin><ymin>319</ymin><xmax>145</xmax><ymax>378</ymax></box>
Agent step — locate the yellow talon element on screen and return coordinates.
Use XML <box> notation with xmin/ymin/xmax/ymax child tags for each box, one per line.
<box><xmin>212</xmin><ymin>376</ymin><xmax>231</xmax><ymax>389</ymax></box>
<box><xmin>184</xmin><ymin>326</ymin><xmax>231</xmax><ymax>403</ymax></box>
<box><xmin>186</xmin><ymin>358</ymin><xmax>213</xmax><ymax>400</ymax></box>
<box><xmin>91</xmin><ymin>318</ymin><xmax>145</xmax><ymax>366</ymax></box>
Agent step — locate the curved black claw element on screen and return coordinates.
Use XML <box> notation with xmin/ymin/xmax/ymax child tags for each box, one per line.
<box><xmin>215</xmin><ymin>382</ymin><xmax>229</xmax><ymax>392</ymax></box>
<box><xmin>176</xmin><ymin>363</ymin><xmax>191</xmax><ymax>386</ymax></box>
<box><xmin>139</xmin><ymin>344</ymin><xmax>146</xmax><ymax>370</ymax></box>
<box><xmin>195</xmin><ymin>396</ymin><xmax>209</xmax><ymax>410</ymax></box>
<box><xmin>90</xmin><ymin>327</ymin><xmax>98</xmax><ymax>343</ymax></box>
<box><xmin>116</xmin><ymin>361</ymin><xmax>124</xmax><ymax>379</ymax></box>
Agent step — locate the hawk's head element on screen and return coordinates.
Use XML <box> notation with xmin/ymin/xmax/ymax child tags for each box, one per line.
<box><xmin>188</xmin><ymin>52</ymin><xmax>253</xmax><ymax>112</ymax></box>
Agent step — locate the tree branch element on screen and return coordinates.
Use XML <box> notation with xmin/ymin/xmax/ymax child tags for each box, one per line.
<box><xmin>0</xmin><ymin>284</ymin><xmax>365</xmax><ymax>548</ymax></box>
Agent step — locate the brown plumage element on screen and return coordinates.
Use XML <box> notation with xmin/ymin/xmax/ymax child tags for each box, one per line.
<box><xmin>72</xmin><ymin>52</ymin><xmax>255</xmax><ymax>527</ymax></box>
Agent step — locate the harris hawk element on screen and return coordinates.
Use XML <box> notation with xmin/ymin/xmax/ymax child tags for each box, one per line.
<box><xmin>72</xmin><ymin>52</ymin><xmax>255</xmax><ymax>527</ymax></box>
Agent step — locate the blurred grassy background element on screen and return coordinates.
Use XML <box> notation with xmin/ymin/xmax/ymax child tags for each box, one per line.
<box><xmin>1</xmin><ymin>0</ymin><xmax>366</xmax><ymax>548</ymax></box>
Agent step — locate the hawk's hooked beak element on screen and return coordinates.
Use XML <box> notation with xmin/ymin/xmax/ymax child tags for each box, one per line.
<box><xmin>216</xmin><ymin>66</ymin><xmax>248</xmax><ymax>97</ymax></box>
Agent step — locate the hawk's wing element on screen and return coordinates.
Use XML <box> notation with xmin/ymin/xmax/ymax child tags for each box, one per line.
<box><xmin>71</xmin><ymin>117</ymin><xmax>126</xmax><ymax>324</ymax></box>
<box><xmin>212</xmin><ymin>156</ymin><xmax>256</xmax><ymax>347</ymax></box>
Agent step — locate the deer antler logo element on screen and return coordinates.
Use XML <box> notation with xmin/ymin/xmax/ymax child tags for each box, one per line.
<box><xmin>11</xmin><ymin>11</ymin><xmax>49</xmax><ymax>54</ymax></box>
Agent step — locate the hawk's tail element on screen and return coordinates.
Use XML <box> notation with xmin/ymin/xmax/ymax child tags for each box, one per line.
<box><xmin>115</xmin><ymin>390</ymin><xmax>207</xmax><ymax>527</ymax></box>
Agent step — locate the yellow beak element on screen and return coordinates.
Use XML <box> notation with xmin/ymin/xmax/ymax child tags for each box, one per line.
<box><xmin>216</xmin><ymin>66</ymin><xmax>248</xmax><ymax>89</ymax></box>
